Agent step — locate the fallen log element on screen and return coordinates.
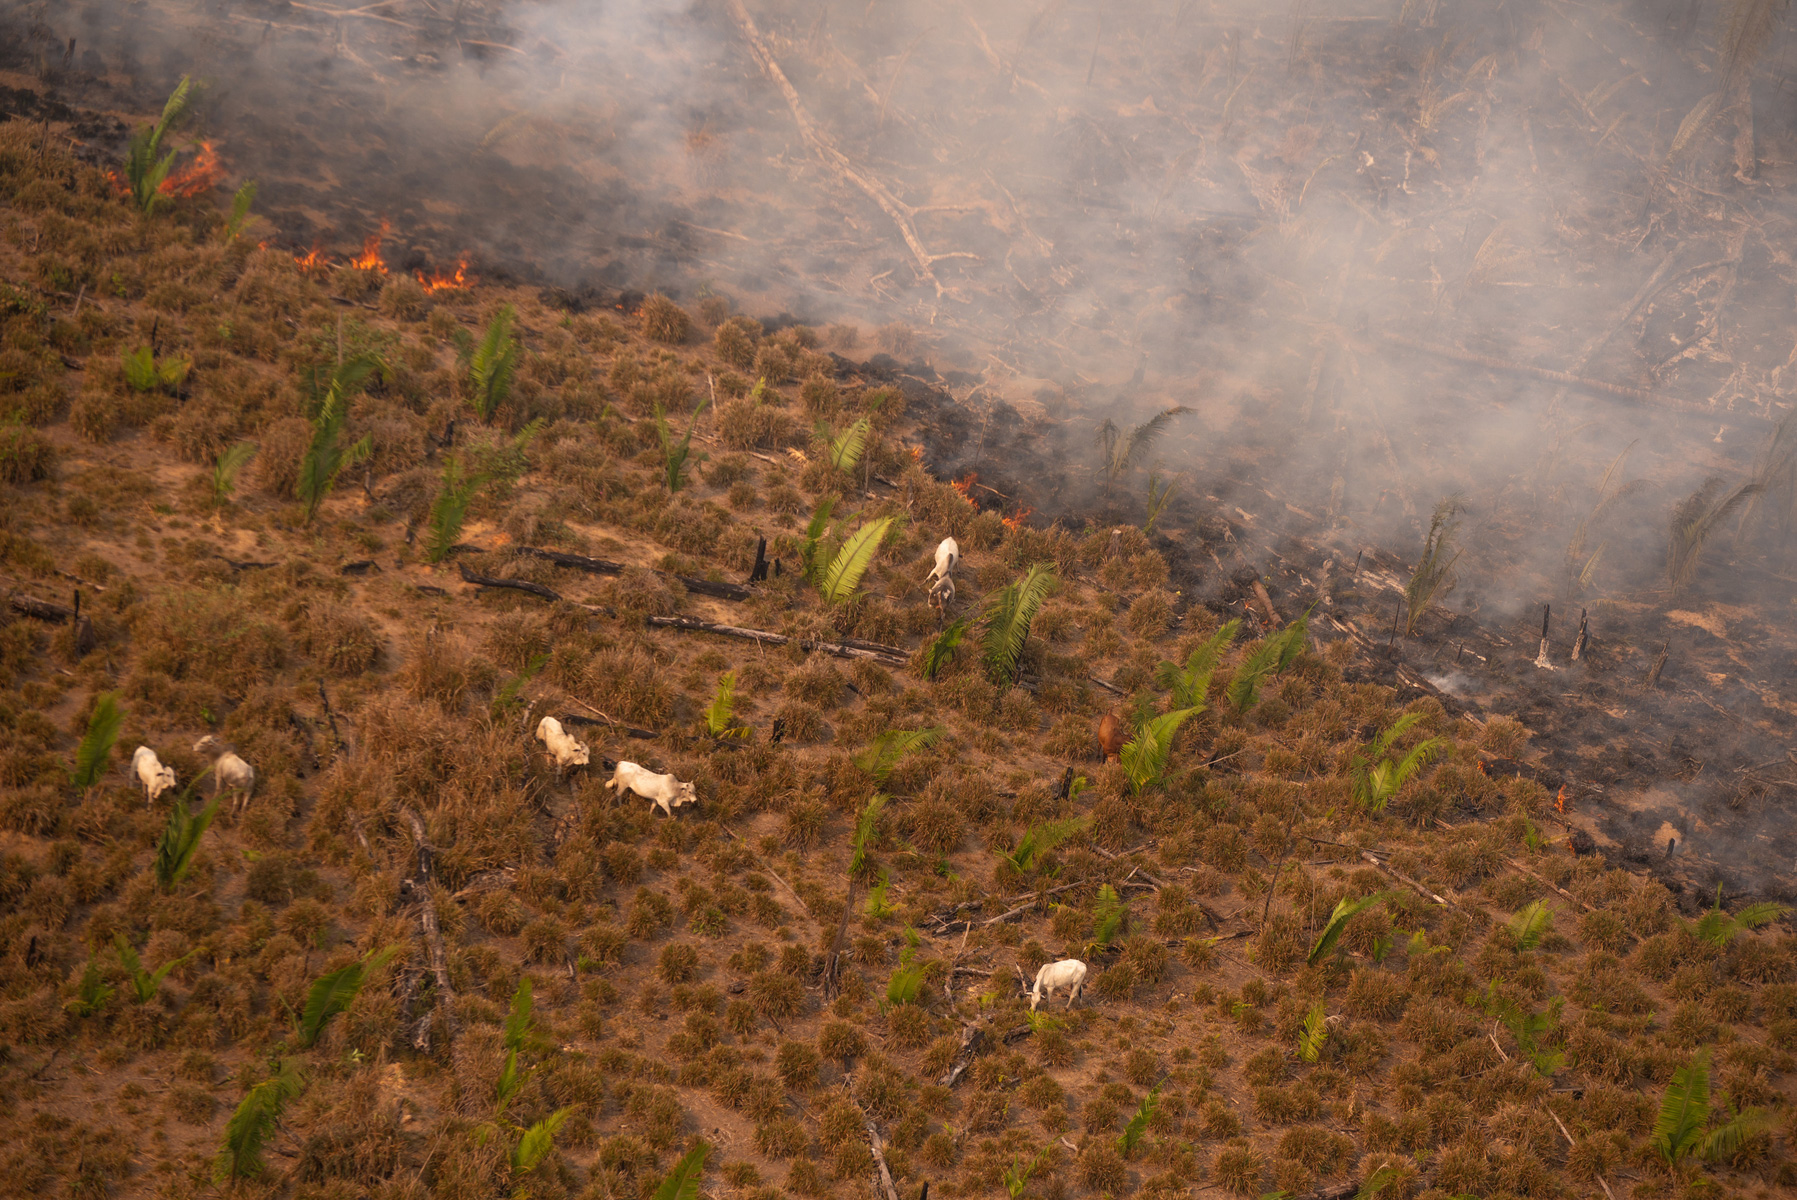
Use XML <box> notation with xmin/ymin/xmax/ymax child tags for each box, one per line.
<box><xmin>399</xmin><ymin>808</ymin><xmax>459</xmax><ymax>1044</ymax></box>
<box><xmin>8</xmin><ymin>591</ymin><xmax>95</xmax><ymax>655</ymax></box>
<box><xmin>516</xmin><ymin>546</ymin><xmax>750</xmax><ymax>601</ymax></box>
<box><xmin>557</xmin><ymin>712</ymin><xmax>660</xmax><ymax>740</ymax></box>
<box><xmin>1362</xmin><ymin>849</ymin><xmax>1455</xmax><ymax>908</ymax></box>
<box><xmin>457</xmin><ymin>560</ymin><xmax>562</xmax><ymax>603</ymax></box>
<box><xmin>646</xmin><ymin>615</ymin><xmax>909</xmax><ymax>666</ymax></box>
<box><xmin>861</xmin><ymin>1113</ymin><xmax>903</xmax><ymax>1200</ymax></box>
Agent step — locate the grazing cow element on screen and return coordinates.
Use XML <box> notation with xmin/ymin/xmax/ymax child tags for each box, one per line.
<box><xmin>926</xmin><ymin>537</ymin><xmax>960</xmax><ymax>613</ymax></box>
<box><xmin>605</xmin><ymin>761</ymin><xmax>697</xmax><ymax>818</ymax></box>
<box><xmin>193</xmin><ymin>736</ymin><xmax>256</xmax><ymax>813</ymax></box>
<box><xmin>534</xmin><ymin>716</ymin><xmax>591</xmax><ymax>773</ymax></box>
<box><xmin>1097</xmin><ymin>713</ymin><xmax>1126</xmax><ymax>763</ymax></box>
<box><xmin>131</xmin><ymin>746</ymin><xmax>178</xmax><ymax>806</ymax></box>
<box><xmin>1030</xmin><ymin>959</ymin><xmax>1088</xmax><ymax>1011</ymax></box>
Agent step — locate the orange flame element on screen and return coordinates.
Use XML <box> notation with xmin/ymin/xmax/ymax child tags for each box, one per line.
<box><xmin>294</xmin><ymin>246</ymin><xmax>328</xmax><ymax>274</ymax></box>
<box><xmin>160</xmin><ymin>141</ymin><xmax>225</xmax><ymax>198</ymax></box>
<box><xmin>1555</xmin><ymin>785</ymin><xmax>1567</xmax><ymax>815</ymax></box>
<box><xmin>1002</xmin><ymin>507</ymin><xmax>1033</xmax><ymax>531</ymax></box>
<box><xmin>951</xmin><ymin>472</ymin><xmax>978</xmax><ymax>504</ymax></box>
<box><xmin>349</xmin><ymin>220</ymin><xmax>390</xmax><ymax>274</ymax></box>
<box><xmin>103</xmin><ymin>169</ymin><xmax>130</xmax><ymax>198</ymax></box>
<box><xmin>416</xmin><ymin>258</ymin><xmax>472</xmax><ymax>292</ymax></box>
<box><xmin>908</xmin><ymin>445</ymin><xmax>924</xmax><ymax>462</ymax></box>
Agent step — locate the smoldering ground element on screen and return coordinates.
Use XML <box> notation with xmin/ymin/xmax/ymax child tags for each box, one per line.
<box><xmin>12</xmin><ymin>0</ymin><xmax>1797</xmax><ymax>886</ymax></box>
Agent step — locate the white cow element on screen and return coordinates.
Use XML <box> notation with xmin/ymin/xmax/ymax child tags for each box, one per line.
<box><xmin>1030</xmin><ymin>958</ymin><xmax>1088</xmax><ymax>1011</ymax></box>
<box><xmin>131</xmin><ymin>746</ymin><xmax>178</xmax><ymax>806</ymax></box>
<box><xmin>193</xmin><ymin>736</ymin><xmax>256</xmax><ymax>812</ymax></box>
<box><xmin>605</xmin><ymin>761</ymin><xmax>697</xmax><ymax>818</ymax></box>
<box><xmin>534</xmin><ymin>716</ymin><xmax>591</xmax><ymax>772</ymax></box>
<box><xmin>926</xmin><ymin>536</ymin><xmax>959</xmax><ymax>611</ymax></box>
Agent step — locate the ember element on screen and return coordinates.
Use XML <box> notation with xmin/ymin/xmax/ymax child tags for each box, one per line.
<box><xmin>159</xmin><ymin>140</ymin><xmax>224</xmax><ymax>198</ymax></box>
<box><xmin>417</xmin><ymin>258</ymin><xmax>472</xmax><ymax>292</ymax></box>
<box><xmin>349</xmin><ymin>220</ymin><xmax>390</xmax><ymax>274</ymax></box>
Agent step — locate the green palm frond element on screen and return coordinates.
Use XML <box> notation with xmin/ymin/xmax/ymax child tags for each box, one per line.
<box><xmin>298</xmin><ymin>353</ymin><xmax>385</xmax><ymax>522</ymax></box>
<box><xmin>1004</xmin><ymin>815</ymin><xmax>1090</xmax><ymax>874</ymax></box>
<box><xmin>655</xmin><ymin>398</ymin><xmax>710</xmax><ymax>492</ymax></box>
<box><xmin>152</xmin><ymin>773</ymin><xmax>220</xmax><ymax>889</ymax></box>
<box><xmin>513</xmin><ymin>1107</ymin><xmax>573</xmax><ymax>1174</ymax></box>
<box><xmin>115</xmin><ymin>933</ymin><xmax>196</xmax><ymax>1004</ymax></box>
<box><xmin>1298</xmin><ymin>1000</ymin><xmax>1329</xmax><ymax>1062</ymax></box>
<box><xmin>1696</xmin><ymin>1107</ymin><xmax>1774</xmax><ymax>1162</ymax></box>
<box><xmin>1653</xmin><ymin>1048</ymin><xmax>1712</xmax><ymax>1166</ymax></box>
<box><xmin>71</xmin><ymin>691</ymin><xmax>123</xmax><ymax>789</ymax></box>
<box><xmin>822</xmin><ymin>517</ymin><xmax>894</xmax><ymax>604</ymax></box>
<box><xmin>1156</xmin><ymin>620</ymin><xmax>1239</xmax><ymax>709</ymax></box>
<box><xmin>1669</xmin><ymin>477</ymin><xmax>1761</xmax><ymax>592</ymax></box>
<box><xmin>1091</xmin><ymin>884</ymin><xmax>1129</xmax><ymax>948</ymax></box>
<box><xmin>1508</xmin><ymin>900</ymin><xmax>1555</xmax><ymax>950</ymax></box>
<box><xmin>214</xmin><ymin>1061</ymin><xmax>303</xmax><ymax>1181</ymax></box>
<box><xmin>211</xmin><ymin>442</ymin><xmax>256</xmax><ymax>508</ymax></box>
<box><xmin>1098</xmin><ymin>406</ymin><xmax>1193</xmax><ymax>486</ymax></box>
<box><xmin>503</xmin><ymin>977</ymin><xmax>535</xmax><ymax>1053</ymax></box>
<box><xmin>886</xmin><ymin>961</ymin><xmax>928</xmax><ymax>1006</ymax></box>
<box><xmin>801</xmin><ymin>496</ymin><xmax>838</xmax><ymax>584</ymax></box>
<box><xmin>1350</xmin><ymin>715</ymin><xmax>1445</xmax><ymax>811</ymax></box>
<box><xmin>651</xmin><ymin>1141</ymin><xmax>712</xmax><ymax>1200</ymax></box>
<box><xmin>126</xmin><ymin>76</ymin><xmax>193</xmax><ymax>214</ymax></box>
<box><xmin>1120</xmin><ymin>706</ymin><xmax>1202</xmax><ymax>795</ymax></box>
<box><xmin>469</xmin><ymin>304</ymin><xmax>519</xmax><ymax>423</ymax></box>
<box><xmin>1227</xmin><ymin>610</ymin><xmax>1310</xmax><ymax>711</ymax></box>
<box><xmin>854</xmin><ymin>727</ymin><xmax>941</xmax><ymax>783</ymax></box>
<box><xmin>981</xmin><ymin>562</ymin><xmax>1058</xmax><ymax>683</ymax></box>
<box><xmin>224</xmin><ymin>180</ymin><xmax>258</xmax><ymax>241</ymax></box>
<box><xmin>1307</xmin><ymin>891</ymin><xmax>1394</xmax><ymax>965</ymax></box>
<box><xmin>704</xmin><ymin>671</ymin><xmax>750</xmax><ymax>740</ymax></box>
<box><xmin>426</xmin><ymin>453</ymin><xmax>490</xmax><ymax>563</ymax></box>
<box><xmin>850</xmin><ymin>794</ymin><xmax>887</xmax><ymax>878</ymax></box>
<box><xmin>918</xmin><ymin>615</ymin><xmax>970</xmax><ymax>681</ymax></box>
<box><xmin>821</xmin><ymin>416</ymin><xmax>872</xmax><ymax>473</ymax></box>
<box><xmin>297</xmin><ymin>944</ymin><xmax>401</xmax><ymax>1047</ymax></box>
<box><xmin>1116</xmin><ymin>1085</ymin><xmax>1161</xmax><ymax>1157</ymax></box>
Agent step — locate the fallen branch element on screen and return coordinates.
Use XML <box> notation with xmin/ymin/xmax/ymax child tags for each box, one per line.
<box><xmin>724</xmin><ymin>0</ymin><xmax>950</xmax><ymax>296</ymax></box>
<box><xmin>646</xmin><ymin>615</ymin><xmax>908</xmax><ymax>666</ymax></box>
<box><xmin>937</xmin><ymin>1023</ymin><xmax>986</xmax><ymax>1088</ymax></box>
<box><xmin>517</xmin><ymin>545</ymin><xmax>750</xmax><ymax>601</ymax></box>
<box><xmin>399</xmin><ymin>808</ymin><xmax>458</xmax><ymax>1046</ymax></box>
<box><xmin>1362</xmin><ymin>850</ymin><xmax>1454</xmax><ymax>908</ymax></box>
<box><xmin>862</xmin><ymin>1114</ymin><xmax>903</xmax><ymax>1200</ymax></box>
<box><xmin>457</xmin><ymin>560</ymin><xmax>563</xmax><ymax>603</ymax></box>
<box><xmin>1504</xmin><ymin>857</ymin><xmax>1596</xmax><ymax>913</ymax></box>
<box><xmin>725</xmin><ymin>825</ymin><xmax>813</xmax><ymax>919</ymax></box>
<box><xmin>7</xmin><ymin>591</ymin><xmax>95</xmax><ymax>655</ymax></box>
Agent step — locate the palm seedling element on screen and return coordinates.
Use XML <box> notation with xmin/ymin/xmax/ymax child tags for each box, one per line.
<box><xmin>850</xmin><ymin>793</ymin><xmax>887</xmax><ymax>880</ymax></box>
<box><xmin>1691</xmin><ymin>884</ymin><xmax>1789</xmax><ymax>947</ymax></box>
<box><xmin>1143</xmin><ymin>470</ymin><xmax>1178</xmax><ymax>534</ymax></box>
<box><xmin>497</xmin><ymin>977</ymin><xmax>540</xmax><ymax>1112</ymax></box>
<box><xmin>114</xmin><ymin>934</ymin><xmax>196</xmax><ymax>1004</ymax></box>
<box><xmin>1296</xmin><ymin>999</ymin><xmax>1329</xmax><ymax>1062</ymax></box>
<box><xmin>982</xmin><ymin>562</ymin><xmax>1058</xmax><ymax>684</ymax></box>
<box><xmin>820</xmin><ymin>516</ymin><xmax>894</xmax><ymax>604</ymax></box>
<box><xmin>122</xmin><ymin>345</ymin><xmax>193</xmax><ymax>394</ymax></box>
<box><xmin>1404</xmin><ymin>496</ymin><xmax>1463</xmax><ymax>635</ymax></box>
<box><xmin>152</xmin><ymin>772</ymin><xmax>220</xmax><ymax>889</ymax></box>
<box><xmin>491</xmin><ymin>654</ymin><xmax>546</xmax><ymax>720</ymax></box>
<box><xmin>1004</xmin><ymin>1147</ymin><xmax>1051</xmax><ymax>1198</ymax></box>
<box><xmin>800</xmin><ymin>496</ymin><xmax>838</xmax><ymax>584</ymax></box>
<box><xmin>65</xmin><ymin>960</ymin><xmax>115</xmax><ymax>1017</ymax></box>
<box><xmin>703</xmin><ymin>671</ymin><xmax>750</xmax><ymax>741</ymax></box>
<box><xmin>223</xmin><ymin>180</ymin><xmax>258</xmax><ymax>242</ymax></box>
<box><xmin>863</xmin><ymin>868</ymin><xmax>898</xmax><ymax>919</ymax></box>
<box><xmin>1116</xmin><ymin>1085</ymin><xmax>1162</xmax><ymax>1157</ymax></box>
<box><xmin>1349</xmin><ymin>713</ymin><xmax>1446</xmax><ymax>812</ymax></box>
<box><xmin>854</xmin><ymin>727</ymin><xmax>940</xmax><ymax>783</ymax></box>
<box><xmin>512</xmin><ymin>1107</ymin><xmax>574</xmax><ymax>1176</ymax></box>
<box><xmin>298</xmin><ymin>353</ymin><xmax>384</xmax><ymax>523</ymax></box>
<box><xmin>125</xmin><ymin>76</ymin><xmax>194</xmax><ymax>215</ymax></box>
<box><xmin>425</xmin><ymin>453</ymin><xmax>490</xmax><ymax>563</ymax></box>
<box><xmin>296</xmin><ymin>944</ymin><xmax>402</xmax><ymax>1047</ymax></box>
<box><xmin>1668</xmin><ymin>477</ymin><xmax>1760</xmax><ymax>593</ymax></box>
<box><xmin>1651</xmin><ymin>1047</ymin><xmax>1772</xmax><ymax>1172</ymax></box>
<box><xmin>1508</xmin><ymin>900</ymin><xmax>1555</xmax><ymax>950</ymax></box>
<box><xmin>215</xmin><ymin>1061</ymin><xmax>304</xmax><ymax>1181</ymax></box>
<box><xmin>467</xmin><ymin>304</ymin><xmax>519</xmax><ymax>423</ymax></box>
<box><xmin>1000</xmin><ymin>815</ymin><xmax>1089</xmax><ymax>876</ymax></box>
<box><xmin>1566</xmin><ymin>441</ymin><xmax>1646</xmax><ymax>589</ymax></box>
<box><xmin>1120</xmin><ymin>707</ymin><xmax>1202</xmax><ymax>794</ymax></box>
<box><xmin>818</xmin><ymin>415</ymin><xmax>871</xmax><ymax>474</ymax></box>
<box><xmin>655</xmin><ymin>398</ymin><xmax>711</xmax><ymax>492</ymax></box>
<box><xmin>1095</xmin><ymin>405</ymin><xmax>1192</xmax><ymax>492</ymax></box>
<box><xmin>1156</xmin><ymin>620</ymin><xmax>1238</xmax><ymax>710</ymax></box>
<box><xmin>210</xmin><ymin>442</ymin><xmax>256</xmax><ymax>509</ymax></box>
<box><xmin>885</xmin><ymin>961</ymin><xmax>928</xmax><ymax>1007</ymax></box>
<box><xmin>650</xmin><ymin>1141</ymin><xmax>711</xmax><ymax>1200</ymax></box>
<box><xmin>1306</xmin><ymin>890</ymin><xmax>1394</xmax><ymax>965</ymax></box>
<box><xmin>1226</xmin><ymin>609</ymin><xmax>1310</xmax><ymax>712</ymax></box>
<box><xmin>917</xmin><ymin>615</ymin><xmax>970</xmax><ymax>681</ymax></box>
<box><xmin>1090</xmin><ymin>884</ymin><xmax>1129</xmax><ymax>950</ymax></box>
<box><xmin>70</xmin><ymin>691</ymin><xmax>123</xmax><ymax>790</ymax></box>
<box><xmin>1483</xmin><ymin>986</ymin><xmax>1566</xmax><ymax>1077</ymax></box>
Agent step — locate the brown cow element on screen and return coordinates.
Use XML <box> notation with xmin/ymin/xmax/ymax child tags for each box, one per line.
<box><xmin>1097</xmin><ymin>712</ymin><xmax>1126</xmax><ymax>763</ymax></box>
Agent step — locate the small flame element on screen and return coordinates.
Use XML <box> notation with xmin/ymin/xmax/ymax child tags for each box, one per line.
<box><xmin>103</xmin><ymin>169</ymin><xmax>130</xmax><ymax>198</ymax></box>
<box><xmin>1555</xmin><ymin>785</ymin><xmax>1567</xmax><ymax>815</ymax></box>
<box><xmin>951</xmin><ymin>472</ymin><xmax>979</xmax><ymax>506</ymax></box>
<box><xmin>1003</xmin><ymin>506</ymin><xmax>1033</xmax><ymax>531</ymax></box>
<box><xmin>160</xmin><ymin>141</ymin><xmax>226</xmax><ymax>198</ymax></box>
<box><xmin>349</xmin><ymin>220</ymin><xmax>390</xmax><ymax>274</ymax></box>
<box><xmin>908</xmin><ymin>445</ymin><xmax>924</xmax><ymax>462</ymax></box>
<box><xmin>416</xmin><ymin>258</ymin><xmax>472</xmax><ymax>292</ymax></box>
<box><xmin>294</xmin><ymin>246</ymin><xmax>328</xmax><ymax>274</ymax></box>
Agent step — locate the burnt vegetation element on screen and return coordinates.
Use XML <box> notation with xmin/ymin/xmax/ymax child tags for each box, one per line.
<box><xmin>5</xmin><ymin>3</ymin><xmax>1797</xmax><ymax>1200</ymax></box>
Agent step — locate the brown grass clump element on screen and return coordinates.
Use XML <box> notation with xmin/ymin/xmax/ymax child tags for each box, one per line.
<box><xmin>714</xmin><ymin>316</ymin><xmax>761</xmax><ymax>368</ymax></box>
<box><xmin>639</xmin><ymin>293</ymin><xmax>692</xmax><ymax>344</ymax></box>
<box><xmin>1212</xmin><ymin>1142</ymin><xmax>1264</xmax><ymax>1197</ymax></box>
<box><xmin>0</xmin><ymin>420</ymin><xmax>53</xmax><ymax>483</ymax></box>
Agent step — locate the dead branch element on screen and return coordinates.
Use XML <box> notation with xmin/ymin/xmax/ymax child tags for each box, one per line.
<box><xmin>646</xmin><ymin>615</ymin><xmax>909</xmax><ymax>666</ymax></box>
<box><xmin>937</xmin><ymin>1023</ymin><xmax>986</xmax><ymax>1088</ymax></box>
<box><xmin>1504</xmin><ymin>856</ymin><xmax>1597</xmax><ymax>913</ymax></box>
<box><xmin>399</xmin><ymin>808</ymin><xmax>458</xmax><ymax>1042</ymax></box>
<box><xmin>517</xmin><ymin>545</ymin><xmax>750</xmax><ymax>601</ymax></box>
<box><xmin>456</xmin><ymin>560</ymin><xmax>564</xmax><ymax>603</ymax></box>
<box><xmin>7</xmin><ymin>591</ymin><xmax>95</xmax><ymax>655</ymax></box>
<box><xmin>1361</xmin><ymin>850</ymin><xmax>1454</xmax><ymax>908</ymax></box>
<box><xmin>724</xmin><ymin>0</ymin><xmax>949</xmax><ymax>296</ymax></box>
<box><xmin>862</xmin><ymin>1113</ymin><xmax>902</xmax><ymax>1200</ymax></box>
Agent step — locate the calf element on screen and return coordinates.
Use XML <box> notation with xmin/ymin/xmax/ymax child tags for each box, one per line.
<box><xmin>605</xmin><ymin>761</ymin><xmax>697</xmax><ymax>818</ymax></box>
<box><xmin>1097</xmin><ymin>713</ymin><xmax>1126</xmax><ymax>763</ymax></box>
<box><xmin>534</xmin><ymin>716</ymin><xmax>591</xmax><ymax>773</ymax></box>
<box><xmin>131</xmin><ymin>746</ymin><xmax>178</xmax><ymax>806</ymax></box>
<box><xmin>1030</xmin><ymin>959</ymin><xmax>1088</xmax><ymax>1011</ymax></box>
